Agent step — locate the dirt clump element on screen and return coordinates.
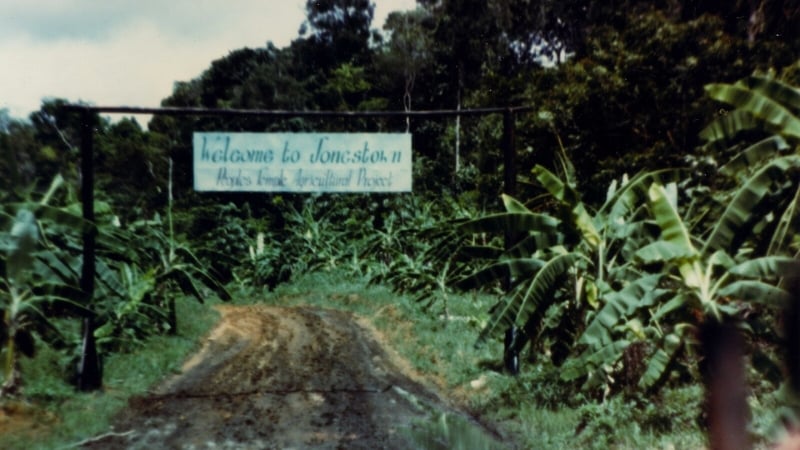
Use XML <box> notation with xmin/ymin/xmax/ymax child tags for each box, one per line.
<box><xmin>83</xmin><ymin>305</ymin><xmax>503</xmax><ymax>449</ymax></box>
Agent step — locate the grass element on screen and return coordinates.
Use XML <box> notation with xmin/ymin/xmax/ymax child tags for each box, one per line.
<box><xmin>0</xmin><ymin>294</ymin><xmax>219</xmax><ymax>450</ymax></box>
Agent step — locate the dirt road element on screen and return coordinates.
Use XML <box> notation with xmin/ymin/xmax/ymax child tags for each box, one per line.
<box><xmin>84</xmin><ymin>305</ymin><xmax>503</xmax><ymax>449</ymax></box>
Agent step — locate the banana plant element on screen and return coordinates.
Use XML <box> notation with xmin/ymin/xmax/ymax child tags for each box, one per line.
<box><xmin>125</xmin><ymin>217</ymin><xmax>231</xmax><ymax>335</ymax></box>
<box><xmin>0</xmin><ymin>175</ymin><xmax>91</xmax><ymax>396</ymax></box>
<box><xmin>563</xmin><ymin>163</ymin><xmax>800</xmax><ymax>391</ymax></box>
<box><xmin>1</xmin><ymin>209</ymin><xmax>42</xmax><ymax>396</ymax></box>
<box><xmin>631</xmin><ymin>182</ymin><xmax>799</xmax><ymax>389</ymax></box>
<box><xmin>701</xmin><ymin>72</ymin><xmax>800</xmax><ymax>257</ymax></box>
<box><xmin>448</xmin><ymin>148</ymin><xmax>678</xmax><ymax>381</ymax></box>
<box><xmin>0</xmin><ymin>206</ymin><xmax>86</xmax><ymax>396</ymax></box>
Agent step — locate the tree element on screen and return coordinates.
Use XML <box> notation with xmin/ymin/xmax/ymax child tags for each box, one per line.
<box><xmin>297</xmin><ymin>0</ymin><xmax>376</xmax><ymax>72</ymax></box>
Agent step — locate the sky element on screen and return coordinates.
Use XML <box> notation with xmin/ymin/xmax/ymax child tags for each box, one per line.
<box><xmin>0</xmin><ymin>0</ymin><xmax>418</xmax><ymax>122</ymax></box>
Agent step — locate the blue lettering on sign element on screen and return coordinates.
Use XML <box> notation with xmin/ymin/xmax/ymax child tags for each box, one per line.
<box><xmin>356</xmin><ymin>167</ymin><xmax>392</xmax><ymax>187</ymax></box>
<box><xmin>257</xmin><ymin>168</ymin><xmax>288</xmax><ymax>187</ymax></box>
<box><xmin>216</xmin><ymin>167</ymin><xmax>252</xmax><ymax>187</ymax></box>
<box><xmin>201</xmin><ymin>135</ymin><xmax>231</xmax><ymax>163</ymax></box>
<box><xmin>310</xmin><ymin>138</ymin><xmax>390</xmax><ymax>165</ymax></box>
<box><xmin>201</xmin><ymin>135</ymin><xmax>274</xmax><ymax>164</ymax></box>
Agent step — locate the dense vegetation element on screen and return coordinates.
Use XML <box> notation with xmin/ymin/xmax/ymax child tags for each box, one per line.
<box><xmin>2</xmin><ymin>0</ymin><xmax>800</xmax><ymax>447</ymax></box>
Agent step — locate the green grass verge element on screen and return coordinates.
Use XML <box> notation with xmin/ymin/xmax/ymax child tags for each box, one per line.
<box><xmin>0</xmin><ymin>295</ymin><xmax>219</xmax><ymax>450</ymax></box>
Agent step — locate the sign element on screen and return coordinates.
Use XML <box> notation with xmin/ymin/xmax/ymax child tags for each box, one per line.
<box><xmin>193</xmin><ymin>132</ymin><xmax>412</xmax><ymax>193</ymax></box>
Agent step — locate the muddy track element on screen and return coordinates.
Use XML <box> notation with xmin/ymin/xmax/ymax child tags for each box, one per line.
<box><xmin>84</xmin><ymin>305</ymin><xmax>504</xmax><ymax>449</ymax></box>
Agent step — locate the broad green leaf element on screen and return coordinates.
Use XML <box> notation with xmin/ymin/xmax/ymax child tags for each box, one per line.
<box><xmin>648</xmin><ymin>184</ymin><xmax>696</xmax><ymax>251</ymax></box>
<box><xmin>718</xmin><ymin>280</ymin><xmax>790</xmax><ymax>306</ymax></box>
<box><xmin>768</xmin><ymin>185</ymin><xmax>800</xmax><ymax>256</ymax></box>
<box><xmin>704</xmin><ymin>155</ymin><xmax>800</xmax><ymax>254</ymax></box>
<box><xmin>34</xmin><ymin>251</ymin><xmax>80</xmax><ymax>285</ymax></box>
<box><xmin>705</xmin><ymin>83</ymin><xmax>800</xmax><ymax>139</ymax></box>
<box><xmin>745</xmin><ymin>75</ymin><xmax>800</xmax><ymax>117</ymax></box>
<box><xmin>455</xmin><ymin>258</ymin><xmax>544</xmax><ymax>291</ymax></box>
<box><xmin>560</xmin><ymin>340</ymin><xmax>630</xmax><ymax>382</ymax></box>
<box><xmin>533</xmin><ymin>165</ymin><xmax>570</xmax><ymax>202</ymax></box>
<box><xmin>159</xmin><ymin>267</ymin><xmax>204</xmax><ymax>303</ymax></box>
<box><xmin>651</xmin><ymin>294</ymin><xmax>689</xmax><ymax>323</ymax></box>
<box><xmin>502</xmin><ymin>232</ymin><xmax>565</xmax><ymax>260</ymax></box>
<box><xmin>476</xmin><ymin>252</ymin><xmax>580</xmax><ymax>346</ymax></box>
<box><xmin>636</xmin><ymin>241</ymin><xmax>697</xmax><ymax>264</ymax></box>
<box><xmin>605</xmin><ymin>178</ymin><xmax>618</xmax><ymax>204</ymax></box>
<box><xmin>96</xmin><ymin>259</ymin><xmax>126</xmax><ymax>297</ymax></box>
<box><xmin>173</xmin><ymin>245</ymin><xmax>206</xmax><ymax>269</ymax></box>
<box><xmin>7</xmin><ymin>209</ymin><xmax>38</xmax><ymax>283</ymax></box>
<box><xmin>603</xmin><ymin>170</ymin><xmax>683</xmax><ymax>221</ymax></box>
<box><xmin>700</xmin><ymin>110</ymin><xmax>761</xmax><ymax>145</ymax></box>
<box><xmin>501</xmin><ymin>194</ymin><xmax>533</xmax><ymax>214</ymax></box>
<box><xmin>572</xmin><ymin>203</ymin><xmax>601</xmax><ymax>249</ymax></box>
<box><xmin>30</xmin><ymin>204</ymin><xmax>91</xmax><ymax>233</ymax></box>
<box><xmin>639</xmin><ymin>332</ymin><xmax>682</xmax><ymax>388</ymax></box>
<box><xmin>708</xmin><ymin>250</ymin><xmax>736</xmax><ymax>270</ymax></box>
<box><xmin>719</xmin><ymin>136</ymin><xmax>790</xmax><ymax>178</ymax></box>
<box><xmin>457</xmin><ymin>212</ymin><xmax>560</xmax><ymax>235</ymax></box>
<box><xmin>647</xmin><ymin>183</ymin><xmax>703</xmax><ymax>288</ymax></box>
<box><xmin>578</xmin><ymin>274</ymin><xmax>663</xmax><ymax>348</ymax></box>
<box><xmin>728</xmin><ymin>256</ymin><xmax>800</xmax><ymax>279</ymax></box>
<box><xmin>188</xmin><ymin>266</ymin><xmax>232</xmax><ymax>301</ymax></box>
<box><xmin>532</xmin><ymin>165</ymin><xmax>600</xmax><ymax>247</ymax></box>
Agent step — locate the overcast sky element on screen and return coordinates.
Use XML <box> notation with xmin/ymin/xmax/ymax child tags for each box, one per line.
<box><xmin>0</xmin><ymin>0</ymin><xmax>417</xmax><ymax>121</ymax></box>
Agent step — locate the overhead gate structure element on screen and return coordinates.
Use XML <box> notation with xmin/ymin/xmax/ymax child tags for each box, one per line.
<box><xmin>62</xmin><ymin>104</ymin><xmax>533</xmax><ymax>389</ymax></box>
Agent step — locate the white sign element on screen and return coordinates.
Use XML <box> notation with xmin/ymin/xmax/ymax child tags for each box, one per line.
<box><xmin>193</xmin><ymin>132</ymin><xmax>412</xmax><ymax>192</ymax></box>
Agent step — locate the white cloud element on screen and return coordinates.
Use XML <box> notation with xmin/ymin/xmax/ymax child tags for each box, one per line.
<box><xmin>0</xmin><ymin>0</ymin><xmax>417</xmax><ymax>122</ymax></box>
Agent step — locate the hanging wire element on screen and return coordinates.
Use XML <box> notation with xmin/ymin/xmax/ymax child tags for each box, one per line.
<box><xmin>404</xmin><ymin>72</ymin><xmax>414</xmax><ymax>134</ymax></box>
<box><xmin>403</xmin><ymin>12</ymin><xmax>413</xmax><ymax>134</ymax></box>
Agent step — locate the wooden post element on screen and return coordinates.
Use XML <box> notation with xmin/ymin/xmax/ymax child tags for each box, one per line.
<box><xmin>503</xmin><ymin>108</ymin><xmax>517</xmax><ymax>291</ymax></box>
<box><xmin>78</xmin><ymin>109</ymin><xmax>102</xmax><ymax>391</ymax></box>
<box><xmin>502</xmin><ymin>108</ymin><xmax>517</xmax><ymax>200</ymax></box>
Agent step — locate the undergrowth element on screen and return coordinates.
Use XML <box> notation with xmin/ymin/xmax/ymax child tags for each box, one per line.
<box><xmin>0</xmin><ymin>294</ymin><xmax>219</xmax><ymax>450</ymax></box>
<box><xmin>7</xmin><ymin>269</ymin><xmax>792</xmax><ymax>449</ymax></box>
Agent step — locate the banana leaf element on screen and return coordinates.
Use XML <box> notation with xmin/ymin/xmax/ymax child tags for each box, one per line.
<box><xmin>705</xmin><ymin>83</ymin><xmax>800</xmax><ymax>139</ymax></box>
<box><xmin>700</xmin><ymin>109</ymin><xmax>762</xmax><ymax>146</ymax></box>
<box><xmin>475</xmin><ymin>252</ymin><xmax>581</xmax><ymax>347</ymax></box>
<box><xmin>718</xmin><ymin>136</ymin><xmax>791</xmax><ymax>178</ymax></box>
<box><xmin>704</xmin><ymin>155</ymin><xmax>800</xmax><ymax>255</ymax></box>
<box><xmin>455</xmin><ymin>258</ymin><xmax>545</xmax><ymax>291</ymax></box>
<box><xmin>728</xmin><ymin>256</ymin><xmax>800</xmax><ymax>279</ymax></box>
<box><xmin>560</xmin><ymin>340</ymin><xmax>630</xmax><ymax>382</ymax></box>
<box><xmin>717</xmin><ymin>280</ymin><xmax>791</xmax><ymax>307</ymax></box>
<box><xmin>745</xmin><ymin>75</ymin><xmax>800</xmax><ymax>117</ymax></box>
<box><xmin>578</xmin><ymin>274</ymin><xmax>665</xmax><ymax>349</ymax></box>
<box><xmin>639</xmin><ymin>331</ymin><xmax>683</xmax><ymax>388</ymax></box>
<box><xmin>457</xmin><ymin>212</ymin><xmax>560</xmax><ymax>235</ymax></box>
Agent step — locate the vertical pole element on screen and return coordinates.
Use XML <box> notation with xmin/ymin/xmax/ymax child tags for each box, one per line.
<box><xmin>502</xmin><ymin>108</ymin><xmax>517</xmax><ymax>200</ymax></box>
<box><xmin>502</xmin><ymin>108</ymin><xmax>517</xmax><ymax>292</ymax></box>
<box><xmin>78</xmin><ymin>108</ymin><xmax>101</xmax><ymax>391</ymax></box>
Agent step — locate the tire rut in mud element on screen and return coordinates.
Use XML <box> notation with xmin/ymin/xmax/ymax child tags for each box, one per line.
<box><xmin>84</xmin><ymin>305</ymin><xmax>502</xmax><ymax>449</ymax></box>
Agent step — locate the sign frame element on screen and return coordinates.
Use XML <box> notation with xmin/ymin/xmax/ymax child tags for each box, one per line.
<box><xmin>192</xmin><ymin>132</ymin><xmax>413</xmax><ymax>193</ymax></box>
